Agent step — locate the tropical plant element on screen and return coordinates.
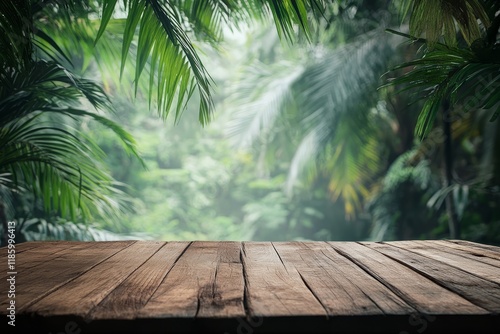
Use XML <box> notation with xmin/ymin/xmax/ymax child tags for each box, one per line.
<box><xmin>226</xmin><ymin>1</ymin><xmax>404</xmax><ymax>218</ymax></box>
<box><xmin>385</xmin><ymin>0</ymin><xmax>500</xmax><ymax>238</ymax></box>
<box><xmin>0</xmin><ymin>0</ymin><xmax>141</xmax><ymax>242</ymax></box>
<box><xmin>85</xmin><ymin>0</ymin><xmax>322</xmax><ymax>123</ymax></box>
<box><xmin>225</xmin><ymin>0</ymin><xmax>500</xmax><ymax>242</ymax></box>
<box><xmin>367</xmin><ymin>150</ymin><xmax>438</xmax><ymax>240</ymax></box>
<box><xmin>1</xmin><ymin>0</ymin><xmax>323</xmax><ymax>243</ymax></box>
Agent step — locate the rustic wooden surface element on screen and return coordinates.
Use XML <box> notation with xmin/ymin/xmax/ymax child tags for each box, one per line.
<box><xmin>2</xmin><ymin>240</ymin><xmax>500</xmax><ymax>333</ymax></box>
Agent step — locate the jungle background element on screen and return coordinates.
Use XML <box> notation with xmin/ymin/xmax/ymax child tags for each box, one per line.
<box><xmin>1</xmin><ymin>0</ymin><xmax>499</xmax><ymax>245</ymax></box>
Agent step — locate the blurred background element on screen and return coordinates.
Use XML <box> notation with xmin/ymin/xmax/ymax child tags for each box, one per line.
<box><xmin>1</xmin><ymin>0</ymin><xmax>499</xmax><ymax>245</ymax></box>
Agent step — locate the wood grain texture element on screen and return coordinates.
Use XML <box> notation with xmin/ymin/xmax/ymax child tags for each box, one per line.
<box><xmin>329</xmin><ymin>242</ymin><xmax>487</xmax><ymax>315</ymax></box>
<box><xmin>448</xmin><ymin>240</ymin><xmax>500</xmax><ymax>253</ymax></box>
<box><xmin>364</xmin><ymin>242</ymin><xmax>500</xmax><ymax>313</ymax></box>
<box><xmin>25</xmin><ymin>241</ymin><xmax>159</xmax><ymax>316</ymax></box>
<box><xmin>388</xmin><ymin>240</ymin><xmax>500</xmax><ymax>284</ymax></box>
<box><xmin>242</xmin><ymin>242</ymin><xmax>326</xmax><ymax>317</ymax></box>
<box><xmin>0</xmin><ymin>241</ymin><xmax>110</xmax><ymax>282</ymax></box>
<box><xmin>1</xmin><ymin>243</ymin><xmax>70</xmax><ymax>282</ymax></box>
<box><xmin>138</xmin><ymin>241</ymin><xmax>246</xmax><ymax>318</ymax></box>
<box><xmin>197</xmin><ymin>242</ymin><xmax>245</xmax><ymax>318</ymax></box>
<box><xmin>430</xmin><ymin>240</ymin><xmax>500</xmax><ymax>267</ymax></box>
<box><xmin>272</xmin><ymin>242</ymin><xmax>414</xmax><ymax>316</ymax></box>
<box><xmin>12</xmin><ymin>240</ymin><xmax>57</xmax><ymax>253</ymax></box>
<box><xmin>1</xmin><ymin>240</ymin><xmax>499</xmax><ymax>334</ymax></box>
<box><xmin>1</xmin><ymin>241</ymin><xmax>133</xmax><ymax>312</ymax></box>
<box><xmin>88</xmin><ymin>241</ymin><xmax>190</xmax><ymax>319</ymax></box>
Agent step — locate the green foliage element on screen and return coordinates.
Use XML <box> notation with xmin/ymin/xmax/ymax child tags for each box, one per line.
<box><xmin>2</xmin><ymin>0</ymin><xmax>499</xmax><ymax>245</ymax></box>
<box><xmin>0</xmin><ymin>1</ymin><xmax>142</xmax><ymax>244</ymax></box>
<box><xmin>0</xmin><ymin>0</ymin><xmax>322</xmax><ymax>243</ymax></box>
<box><xmin>384</xmin><ymin>34</ymin><xmax>500</xmax><ymax>139</ymax></box>
<box><xmin>227</xmin><ymin>3</ymin><xmax>403</xmax><ymax>217</ymax></box>
<box><xmin>397</xmin><ymin>0</ymin><xmax>490</xmax><ymax>45</ymax></box>
<box><xmin>368</xmin><ymin>150</ymin><xmax>439</xmax><ymax>240</ymax></box>
<box><xmin>16</xmin><ymin>217</ymin><xmax>133</xmax><ymax>242</ymax></box>
<box><xmin>89</xmin><ymin>84</ymin><xmax>364</xmax><ymax>241</ymax></box>
<box><xmin>0</xmin><ymin>59</ymin><xmax>139</xmax><ymax>222</ymax></box>
<box><xmin>380</xmin><ymin>0</ymin><xmax>500</xmax><ymax>243</ymax></box>
<box><xmin>93</xmin><ymin>0</ymin><xmax>322</xmax><ymax>124</ymax></box>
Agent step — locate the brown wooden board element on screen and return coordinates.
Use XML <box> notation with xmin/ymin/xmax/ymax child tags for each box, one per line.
<box><xmin>2</xmin><ymin>240</ymin><xmax>500</xmax><ymax>334</ymax></box>
<box><xmin>138</xmin><ymin>241</ymin><xmax>246</xmax><ymax>319</ymax></box>
<box><xmin>430</xmin><ymin>240</ymin><xmax>500</xmax><ymax>267</ymax></box>
<box><xmin>25</xmin><ymin>241</ymin><xmax>159</xmax><ymax>316</ymax></box>
<box><xmin>448</xmin><ymin>239</ymin><xmax>500</xmax><ymax>255</ymax></box>
<box><xmin>1</xmin><ymin>241</ymin><xmax>133</xmax><ymax>312</ymax></box>
<box><xmin>241</xmin><ymin>242</ymin><xmax>326</xmax><ymax>317</ymax></box>
<box><xmin>272</xmin><ymin>242</ymin><xmax>414</xmax><ymax>316</ymax></box>
<box><xmin>364</xmin><ymin>242</ymin><xmax>500</xmax><ymax>313</ymax></box>
<box><xmin>328</xmin><ymin>242</ymin><xmax>487</xmax><ymax>315</ymax></box>
<box><xmin>0</xmin><ymin>241</ymin><xmax>108</xmax><ymax>282</ymax></box>
<box><xmin>11</xmin><ymin>240</ymin><xmax>54</xmax><ymax>253</ymax></box>
<box><xmin>88</xmin><ymin>241</ymin><xmax>190</xmax><ymax>319</ymax></box>
<box><xmin>388</xmin><ymin>240</ymin><xmax>500</xmax><ymax>285</ymax></box>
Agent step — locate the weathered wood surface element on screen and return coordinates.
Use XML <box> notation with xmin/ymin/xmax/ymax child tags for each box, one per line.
<box><xmin>2</xmin><ymin>240</ymin><xmax>500</xmax><ymax>334</ymax></box>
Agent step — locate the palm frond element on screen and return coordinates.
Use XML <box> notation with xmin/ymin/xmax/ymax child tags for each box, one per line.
<box><xmin>228</xmin><ymin>26</ymin><xmax>399</xmax><ymax>216</ymax></box>
<box><xmin>0</xmin><ymin>60</ymin><xmax>141</xmax><ymax>156</ymax></box>
<box><xmin>367</xmin><ymin>150</ymin><xmax>435</xmax><ymax>241</ymax></box>
<box><xmin>226</xmin><ymin>60</ymin><xmax>304</xmax><ymax>148</ymax></box>
<box><xmin>397</xmin><ymin>0</ymin><xmax>490</xmax><ymax>45</ymax></box>
<box><xmin>284</xmin><ymin>30</ymin><xmax>398</xmax><ymax>205</ymax></box>
<box><xmin>384</xmin><ymin>38</ymin><xmax>500</xmax><ymax>138</ymax></box>
<box><xmin>0</xmin><ymin>60</ymin><xmax>139</xmax><ymax>221</ymax></box>
<box><xmin>0</xmin><ymin>114</ymin><xmax>130</xmax><ymax>221</ymax></box>
<box><xmin>91</xmin><ymin>0</ymin><xmax>321</xmax><ymax>124</ymax></box>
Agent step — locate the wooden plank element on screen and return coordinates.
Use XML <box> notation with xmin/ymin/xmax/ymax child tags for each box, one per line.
<box><xmin>273</xmin><ymin>242</ymin><xmax>414</xmax><ymax>315</ymax></box>
<box><xmin>1</xmin><ymin>241</ymin><xmax>134</xmax><ymax>312</ymax></box>
<box><xmin>88</xmin><ymin>242</ymin><xmax>190</xmax><ymax>319</ymax></box>
<box><xmin>0</xmin><ymin>241</ymin><xmax>101</xmax><ymax>282</ymax></box>
<box><xmin>1</xmin><ymin>241</ymin><xmax>88</xmax><ymax>254</ymax></box>
<box><xmin>430</xmin><ymin>240</ymin><xmax>500</xmax><ymax>267</ymax></box>
<box><xmin>1</xmin><ymin>244</ymin><xmax>65</xmax><ymax>282</ymax></box>
<box><xmin>241</xmin><ymin>242</ymin><xmax>326</xmax><ymax>317</ymax></box>
<box><xmin>25</xmin><ymin>241</ymin><xmax>162</xmax><ymax>316</ymax></box>
<box><xmin>197</xmin><ymin>242</ymin><xmax>245</xmax><ymax>318</ymax></box>
<box><xmin>1</xmin><ymin>241</ymin><xmax>46</xmax><ymax>254</ymax></box>
<box><xmin>328</xmin><ymin>242</ymin><xmax>487</xmax><ymax>315</ymax></box>
<box><xmin>2</xmin><ymin>240</ymin><xmax>500</xmax><ymax>334</ymax></box>
<box><xmin>389</xmin><ymin>240</ymin><xmax>500</xmax><ymax>285</ymax></box>
<box><xmin>138</xmin><ymin>241</ymin><xmax>246</xmax><ymax>318</ymax></box>
<box><xmin>449</xmin><ymin>240</ymin><xmax>500</xmax><ymax>253</ymax></box>
<box><xmin>8</xmin><ymin>241</ymin><xmax>49</xmax><ymax>253</ymax></box>
<box><xmin>365</xmin><ymin>242</ymin><xmax>500</xmax><ymax>313</ymax></box>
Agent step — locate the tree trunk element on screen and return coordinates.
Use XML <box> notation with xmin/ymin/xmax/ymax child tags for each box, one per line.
<box><xmin>442</xmin><ymin>100</ymin><xmax>460</xmax><ymax>239</ymax></box>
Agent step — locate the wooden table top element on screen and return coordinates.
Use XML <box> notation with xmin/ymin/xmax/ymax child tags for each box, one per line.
<box><xmin>2</xmin><ymin>240</ymin><xmax>500</xmax><ymax>333</ymax></box>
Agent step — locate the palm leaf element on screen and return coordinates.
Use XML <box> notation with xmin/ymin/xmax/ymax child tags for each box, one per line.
<box><xmin>384</xmin><ymin>35</ymin><xmax>500</xmax><ymax>138</ymax></box>
<box><xmin>0</xmin><ymin>60</ymin><xmax>139</xmax><ymax>221</ymax></box>
<box><xmin>397</xmin><ymin>0</ymin><xmax>490</xmax><ymax>45</ymax></box>
<box><xmin>228</xmin><ymin>26</ymin><xmax>399</xmax><ymax>216</ymax></box>
<box><xmin>92</xmin><ymin>0</ymin><xmax>321</xmax><ymax>124</ymax></box>
<box><xmin>226</xmin><ymin>59</ymin><xmax>305</xmax><ymax>148</ymax></box>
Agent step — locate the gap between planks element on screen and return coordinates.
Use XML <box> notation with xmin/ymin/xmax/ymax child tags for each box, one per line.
<box><xmin>328</xmin><ymin>241</ymin><xmax>488</xmax><ymax>315</ymax></box>
<box><xmin>389</xmin><ymin>240</ymin><xmax>500</xmax><ymax>284</ymax></box>
<box><xmin>0</xmin><ymin>241</ymin><xmax>136</xmax><ymax>312</ymax></box>
<box><xmin>87</xmin><ymin>241</ymin><xmax>191</xmax><ymax>320</ymax></box>
<box><xmin>361</xmin><ymin>241</ymin><xmax>500</xmax><ymax>313</ymax></box>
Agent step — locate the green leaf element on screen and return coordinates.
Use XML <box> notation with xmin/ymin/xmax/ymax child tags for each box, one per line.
<box><xmin>95</xmin><ymin>0</ymin><xmax>119</xmax><ymax>44</ymax></box>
